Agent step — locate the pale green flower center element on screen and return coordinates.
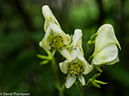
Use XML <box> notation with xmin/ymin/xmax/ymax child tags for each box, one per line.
<box><xmin>50</xmin><ymin>35</ymin><xmax>64</xmax><ymax>50</ymax></box>
<box><xmin>68</xmin><ymin>62</ymin><xmax>84</xmax><ymax>76</ymax></box>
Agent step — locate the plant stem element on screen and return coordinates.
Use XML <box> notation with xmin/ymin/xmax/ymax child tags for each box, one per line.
<box><xmin>51</xmin><ymin>58</ymin><xmax>65</xmax><ymax>96</ymax></box>
<box><xmin>85</xmin><ymin>41</ymin><xmax>91</xmax><ymax>60</ymax></box>
<box><xmin>77</xmin><ymin>82</ymin><xmax>85</xmax><ymax>96</ymax></box>
<box><xmin>51</xmin><ymin>57</ymin><xmax>61</xmax><ymax>90</ymax></box>
<box><xmin>85</xmin><ymin>33</ymin><xmax>97</xmax><ymax>60</ymax></box>
<box><xmin>59</xmin><ymin>84</ymin><xmax>65</xmax><ymax>96</ymax></box>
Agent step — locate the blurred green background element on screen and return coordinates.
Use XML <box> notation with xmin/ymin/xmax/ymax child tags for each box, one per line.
<box><xmin>0</xmin><ymin>0</ymin><xmax>129</xmax><ymax>96</ymax></box>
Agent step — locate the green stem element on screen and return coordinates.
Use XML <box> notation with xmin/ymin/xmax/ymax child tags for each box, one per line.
<box><xmin>59</xmin><ymin>84</ymin><xmax>65</xmax><ymax>96</ymax></box>
<box><xmin>85</xmin><ymin>41</ymin><xmax>91</xmax><ymax>60</ymax></box>
<box><xmin>85</xmin><ymin>33</ymin><xmax>97</xmax><ymax>60</ymax></box>
<box><xmin>77</xmin><ymin>82</ymin><xmax>85</xmax><ymax>96</ymax></box>
<box><xmin>51</xmin><ymin>58</ymin><xmax>61</xmax><ymax>90</ymax></box>
<box><xmin>85</xmin><ymin>79</ymin><xmax>92</xmax><ymax>87</ymax></box>
<box><xmin>88</xmin><ymin>55</ymin><xmax>93</xmax><ymax>63</ymax></box>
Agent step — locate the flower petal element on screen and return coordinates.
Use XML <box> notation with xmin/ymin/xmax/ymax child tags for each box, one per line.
<box><xmin>65</xmin><ymin>74</ymin><xmax>76</xmax><ymax>88</ymax></box>
<box><xmin>71</xmin><ymin>46</ymin><xmax>83</xmax><ymax>60</ymax></box>
<box><xmin>50</xmin><ymin>23</ymin><xmax>71</xmax><ymax>45</ymax></box>
<box><xmin>42</xmin><ymin>5</ymin><xmax>60</xmax><ymax>27</ymax></box>
<box><xmin>71</xmin><ymin>47</ymin><xmax>93</xmax><ymax>74</ymax></box>
<box><xmin>69</xmin><ymin>29</ymin><xmax>84</xmax><ymax>54</ymax></box>
<box><xmin>59</xmin><ymin>57</ymin><xmax>74</xmax><ymax>74</ymax></box>
<box><xmin>82</xmin><ymin>63</ymin><xmax>93</xmax><ymax>75</ymax></box>
<box><xmin>59</xmin><ymin>47</ymin><xmax>72</xmax><ymax>60</ymax></box>
<box><xmin>80</xmin><ymin>57</ymin><xmax>93</xmax><ymax>75</ymax></box>
<box><xmin>73</xmin><ymin>29</ymin><xmax>82</xmax><ymax>45</ymax></box>
<box><xmin>107</xmin><ymin>56</ymin><xmax>119</xmax><ymax>65</ymax></box>
<box><xmin>59</xmin><ymin>62</ymin><xmax>68</xmax><ymax>74</ymax></box>
<box><xmin>78</xmin><ymin>75</ymin><xmax>85</xmax><ymax>85</ymax></box>
<box><xmin>44</xmin><ymin>20</ymin><xmax>49</xmax><ymax>32</ymax></box>
<box><xmin>93</xmin><ymin>43</ymin><xmax>118</xmax><ymax>65</ymax></box>
<box><xmin>39</xmin><ymin>27</ymin><xmax>53</xmax><ymax>50</ymax></box>
<box><xmin>95</xmin><ymin>24</ymin><xmax>121</xmax><ymax>52</ymax></box>
<box><xmin>51</xmin><ymin>49</ymin><xmax>56</xmax><ymax>57</ymax></box>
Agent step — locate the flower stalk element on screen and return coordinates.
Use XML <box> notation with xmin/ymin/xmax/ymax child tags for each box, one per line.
<box><xmin>51</xmin><ymin>57</ymin><xmax>61</xmax><ymax>90</ymax></box>
<box><xmin>77</xmin><ymin>82</ymin><xmax>85</xmax><ymax>96</ymax></box>
<box><xmin>85</xmin><ymin>33</ymin><xmax>98</xmax><ymax>60</ymax></box>
<box><xmin>59</xmin><ymin>84</ymin><xmax>65</xmax><ymax>96</ymax></box>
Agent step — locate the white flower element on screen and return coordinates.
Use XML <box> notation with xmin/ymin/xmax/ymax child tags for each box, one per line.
<box><xmin>59</xmin><ymin>47</ymin><xmax>93</xmax><ymax>88</ymax></box>
<box><xmin>92</xmin><ymin>24</ymin><xmax>121</xmax><ymax>65</ymax></box>
<box><xmin>69</xmin><ymin>29</ymin><xmax>84</xmax><ymax>55</ymax></box>
<box><xmin>39</xmin><ymin>5</ymin><xmax>71</xmax><ymax>59</ymax></box>
<box><xmin>42</xmin><ymin>5</ymin><xmax>60</xmax><ymax>32</ymax></box>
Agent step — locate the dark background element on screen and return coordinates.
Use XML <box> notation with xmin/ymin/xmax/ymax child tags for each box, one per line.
<box><xmin>0</xmin><ymin>0</ymin><xmax>129</xmax><ymax>96</ymax></box>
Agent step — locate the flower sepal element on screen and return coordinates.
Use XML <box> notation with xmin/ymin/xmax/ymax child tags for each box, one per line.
<box><xmin>86</xmin><ymin>73</ymin><xmax>107</xmax><ymax>88</ymax></box>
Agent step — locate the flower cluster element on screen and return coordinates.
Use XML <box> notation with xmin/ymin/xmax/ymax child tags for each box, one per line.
<box><xmin>39</xmin><ymin>5</ymin><xmax>121</xmax><ymax>89</ymax></box>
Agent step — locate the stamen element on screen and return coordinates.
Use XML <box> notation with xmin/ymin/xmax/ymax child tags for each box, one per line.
<box><xmin>68</xmin><ymin>62</ymin><xmax>84</xmax><ymax>76</ymax></box>
<box><xmin>50</xmin><ymin>35</ymin><xmax>64</xmax><ymax>50</ymax></box>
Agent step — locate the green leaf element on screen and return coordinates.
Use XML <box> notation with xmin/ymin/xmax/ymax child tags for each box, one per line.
<box><xmin>94</xmin><ymin>80</ymin><xmax>108</xmax><ymax>85</ymax></box>
<box><xmin>92</xmin><ymin>73</ymin><xmax>101</xmax><ymax>79</ymax></box>
<box><xmin>40</xmin><ymin>60</ymin><xmax>49</xmax><ymax>65</ymax></box>
<box><xmin>37</xmin><ymin>54</ymin><xmax>51</xmax><ymax>60</ymax></box>
<box><xmin>91</xmin><ymin>80</ymin><xmax>101</xmax><ymax>88</ymax></box>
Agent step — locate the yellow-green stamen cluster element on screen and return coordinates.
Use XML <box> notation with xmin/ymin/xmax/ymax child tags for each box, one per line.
<box><xmin>50</xmin><ymin>35</ymin><xmax>64</xmax><ymax>50</ymax></box>
<box><xmin>68</xmin><ymin>62</ymin><xmax>84</xmax><ymax>76</ymax></box>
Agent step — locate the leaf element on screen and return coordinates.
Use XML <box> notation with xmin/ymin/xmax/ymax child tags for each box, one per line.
<box><xmin>40</xmin><ymin>60</ymin><xmax>49</xmax><ymax>65</ymax></box>
<box><xmin>37</xmin><ymin>54</ymin><xmax>50</xmax><ymax>60</ymax></box>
